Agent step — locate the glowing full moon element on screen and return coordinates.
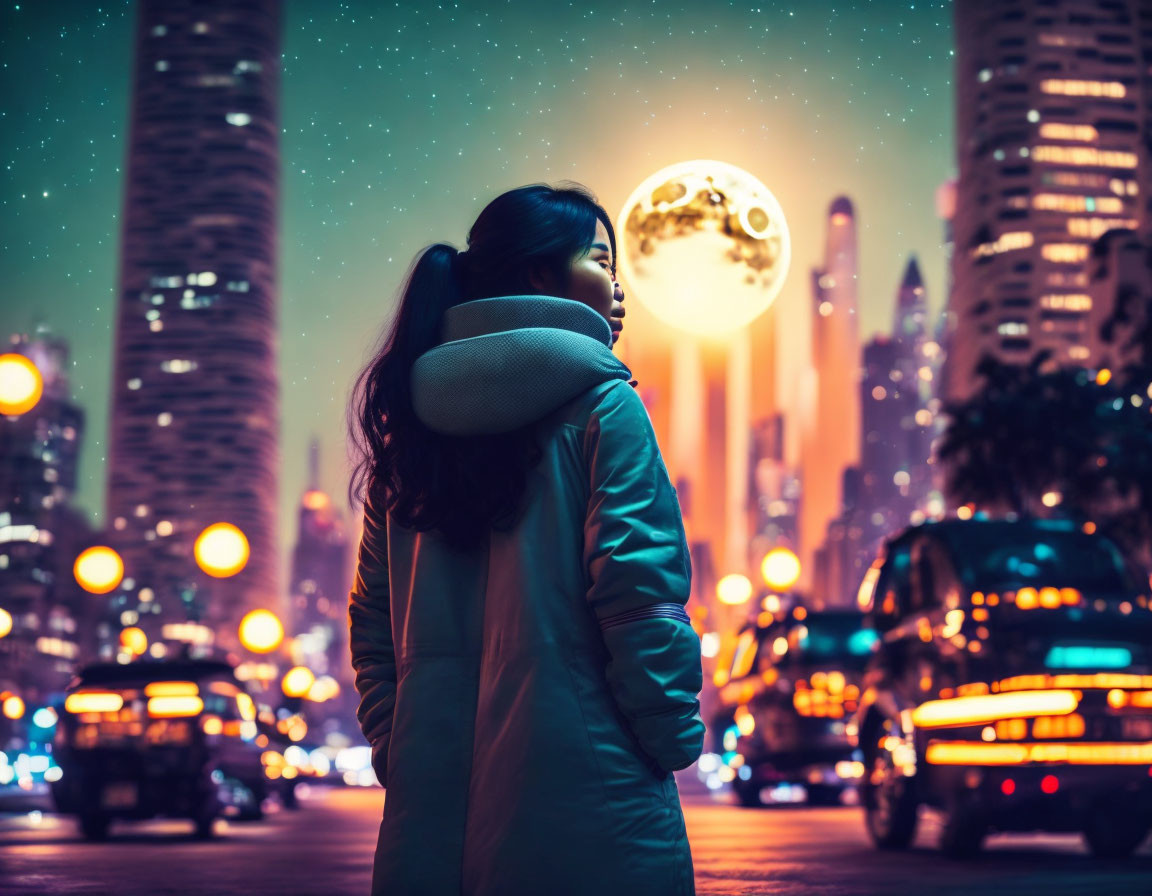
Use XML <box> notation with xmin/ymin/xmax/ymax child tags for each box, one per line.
<box><xmin>618</xmin><ymin>160</ymin><xmax>791</xmax><ymax>336</ymax></box>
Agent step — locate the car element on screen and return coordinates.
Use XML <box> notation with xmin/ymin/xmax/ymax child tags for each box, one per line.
<box><xmin>710</xmin><ymin>606</ymin><xmax>876</xmax><ymax>807</ymax></box>
<box><xmin>51</xmin><ymin>656</ymin><xmax>267</xmax><ymax>839</ymax></box>
<box><xmin>853</xmin><ymin>517</ymin><xmax>1152</xmax><ymax>858</ymax></box>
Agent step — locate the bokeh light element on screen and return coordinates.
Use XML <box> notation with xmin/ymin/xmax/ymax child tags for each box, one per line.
<box><xmin>74</xmin><ymin>546</ymin><xmax>124</xmax><ymax>594</ymax></box>
<box><xmin>0</xmin><ymin>353</ymin><xmax>43</xmax><ymax>416</ymax></box>
<box><xmin>238</xmin><ymin>609</ymin><xmax>284</xmax><ymax>653</ymax></box>
<box><xmin>194</xmin><ymin>522</ymin><xmax>250</xmax><ymax>577</ymax></box>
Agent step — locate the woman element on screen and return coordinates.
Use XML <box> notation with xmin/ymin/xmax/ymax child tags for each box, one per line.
<box><xmin>347</xmin><ymin>182</ymin><xmax>704</xmax><ymax>896</ymax></box>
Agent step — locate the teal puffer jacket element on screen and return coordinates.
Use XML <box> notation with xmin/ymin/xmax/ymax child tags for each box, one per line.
<box><xmin>349</xmin><ymin>295</ymin><xmax>704</xmax><ymax>896</ymax></box>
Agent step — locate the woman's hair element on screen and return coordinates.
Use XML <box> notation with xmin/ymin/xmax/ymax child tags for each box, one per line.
<box><xmin>347</xmin><ymin>181</ymin><xmax>617</xmax><ymax>550</ymax></box>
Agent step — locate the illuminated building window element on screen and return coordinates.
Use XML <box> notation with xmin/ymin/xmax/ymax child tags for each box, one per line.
<box><xmin>1110</xmin><ymin>178</ymin><xmax>1139</xmax><ymax>196</ymax></box>
<box><xmin>134</xmin><ymin>504</ymin><xmax>150</xmax><ymax>517</ymax></box>
<box><xmin>1037</xmin><ymin>122</ymin><xmax>1098</xmax><ymax>142</ymax></box>
<box><xmin>978</xmin><ymin>68</ymin><xmax>993</xmax><ymax>82</ymax></box>
<box><xmin>1066</xmin><ymin>217</ymin><xmax>1139</xmax><ymax>239</ymax></box>
<box><xmin>998</xmin><ymin>321</ymin><xmax>1029</xmax><ymax>336</ymax></box>
<box><xmin>149</xmin><ymin>319</ymin><xmax>163</xmax><ymax>333</ymax></box>
<box><xmin>993</xmin><ymin>149</ymin><xmax>1005</xmax><ymax>161</ymax></box>
<box><xmin>1032</xmin><ymin>146</ymin><xmax>1138</xmax><ymax>168</ymax></box>
<box><xmin>1032</xmin><ymin>194</ymin><xmax>1124</xmax><ymax>214</ymax></box>
<box><xmin>1042</xmin><ymin>171</ymin><xmax>1107</xmax><ymax>190</ymax></box>
<box><xmin>146</xmin><ymin>309</ymin><xmax>160</xmax><ymax>321</ymax></box>
<box><xmin>151</xmin><ymin>25</ymin><xmax>167</xmax><ymax>37</ymax></box>
<box><xmin>1027</xmin><ymin>109</ymin><xmax>1040</xmax><ymax>123</ymax></box>
<box><xmin>818</xmin><ymin>301</ymin><xmax>833</xmax><ymax>317</ymax></box>
<box><xmin>1041</xmin><ymin>243</ymin><xmax>1090</xmax><ymax>263</ymax></box>
<box><xmin>193</xmin><ymin>21</ymin><xmax>209</xmax><ymax>33</ymax></box>
<box><xmin>1038</xmin><ymin>32</ymin><xmax>1092</xmax><ymax>48</ymax></box>
<box><xmin>1039</xmin><ymin>79</ymin><xmax>1127</xmax><ymax>98</ymax></box>
<box><xmin>1040</xmin><ymin>294</ymin><xmax>1092</xmax><ymax>311</ymax></box>
<box><xmin>127</xmin><ymin>378</ymin><xmax>142</xmax><ymax>390</ymax></box>
<box><xmin>227</xmin><ymin>280</ymin><xmax>250</xmax><ymax>292</ymax></box>
<box><xmin>872</xmin><ymin>386</ymin><xmax>887</xmax><ymax>400</ymax></box>
<box><xmin>1069</xmin><ymin>346</ymin><xmax>1090</xmax><ymax>360</ymax></box>
<box><xmin>155</xmin><ymin>520</ymin><xmax>173</xmax><ymax>536</ymax></box>
<box><xmin>235</xmin><ymin>60</ymin><xmax>263</xmax><ymax>74</ymax></box>
<box><xmin>225</xmin><ymin>112</ymin><xmax>252</xmax><ymax>127</ymax></box>
<box><xmin>197</xmin><ymin>74</ymin><xmax>236</xmax><ymax>87</ymax></box>
<box><xmin>972</xmin><ymin>231</ymin><xmax>1034</xmax><ymax>259</ymax></box>
<box><xmin>157</xmin><ymin>412</ymin><xmax>172</xmax><ymax>427</ymax></box>
<box><xmin>161</xmin><ymin>359</ymin><xmax>198</xmax><ymax>373</ymax></box>
<box><xmin>151</xmin><ymin>294</ymin><xmax>164</xmax><ymax>305</ymax></box>
<box><xmin>155</xmin><ymin>60</ymin><xmax>169</xmax><ymax>72</ymax></box>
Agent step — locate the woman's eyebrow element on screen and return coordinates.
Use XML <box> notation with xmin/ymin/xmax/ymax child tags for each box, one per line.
<box><xmin>590</xmin><ymin>242</ymin><xmax>610</xmax><ymax>253</ymax></box>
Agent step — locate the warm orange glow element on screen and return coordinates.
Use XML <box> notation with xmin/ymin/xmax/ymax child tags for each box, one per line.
<box><xmin>282</xmin><ymin>665</ymin><xmax>316</xmax><ymax>698</ymax></box>
<box><xmin>74</xmin><ymin>546</ymin><xmax>125</xmax><ymax>594</ymax></box>
<box><xmin>1041</xmin><ymin>243</ymin><xmax>1090</xmax><ymax>264</ymax></box>
<box><xmin>760</xmin><ymin>547</ymin><xmax>801</xmax><ymax>591</ymax></box>
<box><xmin>994</xmin><ymin>718</ymin><xmax>1028</xmax><ymax>740</ymax></box>
<box><xmin>194</xmin><ymin>522</ymin><xmax>250</xmax><ymax>577</ymax></box>
<box><xmin>65</xmin><ymin>691</ymin><xmax>124</xmax><ymax>714</ymax></box>
<box><xmin>912</xmin><ymin>690</ymin><xmax>1079</xmax><ymax>728</ymax></box>
<box><xmin>1033</xmin><ymin>713</ymin><xmax>1085</xmax><ymax>738</ymax></box>
<box><xmin>144</xmin><ymin>681</ymin><xmax>199</xmax><ymax>697</ymax></box>
<box><xmin>713</xmin><ymin>668</ymin><xmax>730</xmax><ymax>687</ymax></box>
<box><xmin>928</xmin><ymin>740</ymin><xmax>1152</xmax><ymax>765</ymax></box>
<box><xmin>119</xmin><ymin>626</ymin><xmax>148</xmax><ymax>656</ymax></box>
<box><xmin>716</xmin><ymin>574</ymin><xmax>754</xmax><ymax>606</ymax></box>
<box><xmin>1040</xmin><ymin>294</ymin><xmax>1093</xmax><ymax>312</ymax></box>
<box><xmin>998</xmin><ymin>673</ymin><xmax>1152</xmax><ymax>692</ymax></box>
<box><xmin>0</xmin><ymin>607</ymin><xmax>11</xmax><ymax>639</ymax></box>
<box><xmin>1015</xmin><ymin>587</ymin><xmax>1039</xmax><ymax>610</ymax></box>
<box><xmin>793</xmin><ymin>606</ymin><xmax>808</xmax><ymax>621</ymax></box>
<box><xmin>238</xmin><ymin>609</ymin><xmax>284</xmax><ymax>653</ymax></box>
<box><xmin>0</xmin><ymin>353</ymin><xmax>44</xmax><ymax>416</ymax></box>
<box><xmin>1033</xmin><ymin>146</ymin><xmax>1137</xmax><ymax>168</ymax></box>
<box><xmin>302</xmin><ymin>490</ymin><xmax>330</xmax><ymax>511</ymax></box>
<box><xmin>1060</xmin><ymin>588</ymin><xmax>1082</xmax><ymax>606</ymax></box>
<box><xmin>201</xmin><ymin>716</ymin><xmax>224</xmax><ymax>735</ymax></box>
<box><xmin>1039</xmin><ymin>78</ymin><xmax>1126</xmax><ymax>98</ymax></box>
<box><xmin>236</xmin><ymin>692</ymin><xmax>256</xmax><ymax>721</ymax></box>
<box><xmin>147</xmin><ymin>696</ymin><xmax>204</xmax><ymax>718</ymax></box>
<box><xmin>2</xmin><ymin>695</ymin><xmax>25</xmax><ymax>720</ymax></box>
<box><xmin>1038</xmin><ymin>587</ymin><xmax>1062</xmax><ymax>609</ymax></box>
<box><xmin>1036</xmin><ymin>123</ymin><xmax>1099</xmax><ymax>142</ymax></box>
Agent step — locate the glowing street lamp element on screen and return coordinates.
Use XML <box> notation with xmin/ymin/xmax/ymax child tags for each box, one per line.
<box><xmin>0</xmin><ymin>353</ymin><xmax>43</xmax><ymax>416</ymax></box>
<box><xmin>2</xmin><ymin>694</ymin><xmax>25</xmax><ymax>720</ymax></box>
<box><xmin>120</xmin><ymin>626</ymin><xmax>148</xmax><ymax>656</ymax></box>
<box><xmin>238</xmin><ymin>609</ymin><xmax>283</xmax><ymax>654</ymax></box>
<box><xmin>0</xmin><ymin>607</ymin><xmax>11</xmax><ymax>639</ymax></box>
<box><xmin>194</xmin><ymin>522</ymin><xmax>250</xmax><ymax>578</ymax></box>
<box><xmin>761</xmin><ymin>547</ymin><xmax>801</xmax><ymax>592</ymax></box>
<box><xmin>281</xmin><ymin>665</ymin><xmax>316</xmax><ymax>698</ymax></box>
<box><xmin>74</xmin><ymin>546</ymin><xmax>125</xmax><ymax>594</ymax></box>
<box><xmin>717</xmin><ymin>573</ymin><xmax>754</xmax><ymax>606</ymax></box>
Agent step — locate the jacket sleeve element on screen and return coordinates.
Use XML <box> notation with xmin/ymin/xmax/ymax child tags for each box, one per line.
<box><xmin>582</xmin><ymin>380</ymin><xmax>705</xmax><ymax>773</ymax></box>
<box><xmin>348</xmin><ymin>493</ymin><xmax>397</xmax><ymax>787</ymax></box>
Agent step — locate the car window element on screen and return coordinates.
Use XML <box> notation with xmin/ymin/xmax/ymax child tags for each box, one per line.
<box><xmin>878</xmin><ymin>542</ymin><xmax>913</xmax><ymax>617</ymax></box>
<box><xmin>949</xmin><ymin>528</ymin><xmax>1135</xmax><ymax>593</ymax></box>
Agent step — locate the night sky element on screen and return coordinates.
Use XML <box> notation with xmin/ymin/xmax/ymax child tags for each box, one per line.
<box><xmin>0</xmin><ymin>0</ymin><xmax>953</xmax><ymax>567</ymax></box>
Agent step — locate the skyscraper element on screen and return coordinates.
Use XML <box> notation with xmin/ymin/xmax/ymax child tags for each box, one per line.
<box><xmin>105</xmin><ymin>1</ymin><xmax>282</xmax><ymax>649</ymax></box>
<box><xmin>800</xmin><ymin>197</ymin><xmax>861</xmax><ymax>587</ymax></box>
<box><xmin>947</xmin><ymin>0</ymin><xmax>1151</xmax><ymax>401</ymax></box>
<box><xmin>0</xmin><ymin>329</ymin><xmax>99</xmax><ymax>709</ymax></box>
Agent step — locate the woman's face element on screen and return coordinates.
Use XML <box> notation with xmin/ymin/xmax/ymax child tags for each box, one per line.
<box><xmin>531</xmin><ymin>219</ymin><xmax>626</xmax><ymax>345</ymax></box>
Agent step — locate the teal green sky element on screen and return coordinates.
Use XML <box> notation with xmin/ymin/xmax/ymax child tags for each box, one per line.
<box><xmin>0</xmin><ymin>0</ymin><xmax>954</xmax><ymax>569</ymax></box>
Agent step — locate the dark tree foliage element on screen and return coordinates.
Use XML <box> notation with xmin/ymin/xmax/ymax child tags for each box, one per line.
<box><xmin>938</xmin><ymin>351</ymin><xmax>1152</xmax><ymax>565</ymax></box>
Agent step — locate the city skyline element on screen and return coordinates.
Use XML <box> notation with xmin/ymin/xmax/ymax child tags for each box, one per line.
<box><xmin>0</xmin><ymin>0</ymin><xmax>955</xmax><ymax>571</ymax></box>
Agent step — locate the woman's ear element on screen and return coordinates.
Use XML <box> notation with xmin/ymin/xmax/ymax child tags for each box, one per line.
<box><xmin>526</xmin><ymin>263</ymin><xmax>559</xmax><ymax>296</ymax></box>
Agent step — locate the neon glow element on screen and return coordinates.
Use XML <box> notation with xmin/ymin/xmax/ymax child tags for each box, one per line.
<box><xmin>927</xmin><ymin>741</ymin><xmax>1152</xmax><ymax>766</ymax></box>
<box><xmin>143</xmin><ymin>681</ymin><xmax>200</xmax><ymax>697</ymax></box>
<box><xmin>911</xmin><ymin>690</ymin><xmax>1079</xmax><ymax>728</ymax></box>
<box><xmin>1044</xmin><ymin>645</ymin><xmax>1132</xmax><ymax>669</ymax></box>
<box><xmin>147</xmin><ymin>696</ymin><xmax>204</xmax><ymax>718</ymax></box>
<box><xmin>64</xmin><ymin>692</ymin><xmax>124</xmax><ymax>714</ymax></box>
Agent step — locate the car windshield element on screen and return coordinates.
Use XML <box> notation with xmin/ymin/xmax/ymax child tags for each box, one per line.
<box><xmin>947</xmin><ymin>527</ymin><xmax>1136</xmax><ymax>593</ymax></box>
<box><xmin>792</xmin><ymin>614</ymin><xmax>877</xmax><ymax>668</ymax></box>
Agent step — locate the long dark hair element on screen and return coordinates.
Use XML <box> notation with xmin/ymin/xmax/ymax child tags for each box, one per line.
<box><xmin>347</xmin><ymin>182</ymin><xmax>618</xmax><ymax>550</ymax></box>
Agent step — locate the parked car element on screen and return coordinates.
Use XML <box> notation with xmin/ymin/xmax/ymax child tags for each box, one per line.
<box><xmin>711</xmin><ymin>606</ymin><xmax>876</xmax><ymax>806</ymax></box>
<box><xmin>52</xmin><ymin>656</ymin><xmax>267</xmax><ymax>839</ymax></box>
<box><xmin>853</xmin><ymin>517</ymin><xmax>1152</xmax><ymax>857</ymax></box>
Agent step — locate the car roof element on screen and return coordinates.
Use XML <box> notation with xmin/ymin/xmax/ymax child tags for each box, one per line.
<box><xmin>71</xmin><ymin>658</ymin><xmax>238</xmax><ymax>689</ymax></box>
<box><xmin>885</xmin><ymin>517</ymin><xmax>1080</xmax><ymax>550</ymax></box>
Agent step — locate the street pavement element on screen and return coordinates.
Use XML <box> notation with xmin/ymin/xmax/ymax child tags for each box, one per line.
<box><xmin>1</xmin><ymin>782</ymin><xmax>1150</xmax><ymax>895</ymax></box>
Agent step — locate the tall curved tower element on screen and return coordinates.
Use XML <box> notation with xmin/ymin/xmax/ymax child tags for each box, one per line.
<box><xmin>801</xmin><ymin>197</ymin><xmax>861</xmax><ymax>594</ymax></box>
<box><xmin>106</xmin><ymin>0</ymin><xmax>282</xmax><ymax>650</ymax></box>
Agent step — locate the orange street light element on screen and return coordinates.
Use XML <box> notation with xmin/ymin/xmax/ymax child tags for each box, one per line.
<box><xmin>0</xmin><ymin>607</ymin><xmax>11</xmax><ymax>639</ymax></box>
<box><xmin>238</xmin><ymin>609</ymin><xmax>283</xmax><ymax>654</ymax></box>
<box><xmin>282</xmin><ymin>666</ymin><xmax>316</xmax><ymax>699</ymax></box>
<box><xmin>2</xmin><ymin>694</ymin><xmax>25</xmax><ymax>720</ymax></box>
<box><xmin>194</xmin><ymin>522</ymin><xmax>250</xmax><ymax>578</ymax></box>
<box><xmin>74</xmin><ymin>546</ymin><xmax>125</xmax><ymax>594</ymax></box>
<box><xmin>716</xmin><ymin>573</ymin><xmax>754</xmax><ymax>606</ymax></box>
<box><xmin>761</xmin><ymin>547</ymin><xmax>801</xmax><ymax>591</ymax></box>
<box><xmin>120</xmin><ymin>626</ymin><xmax>148</xmax><ymax>656</ymax></box>
<box><xmin>0</xmin><ymin>353</ymin><xmax>43</xmax><ymax>416</ymax></box>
